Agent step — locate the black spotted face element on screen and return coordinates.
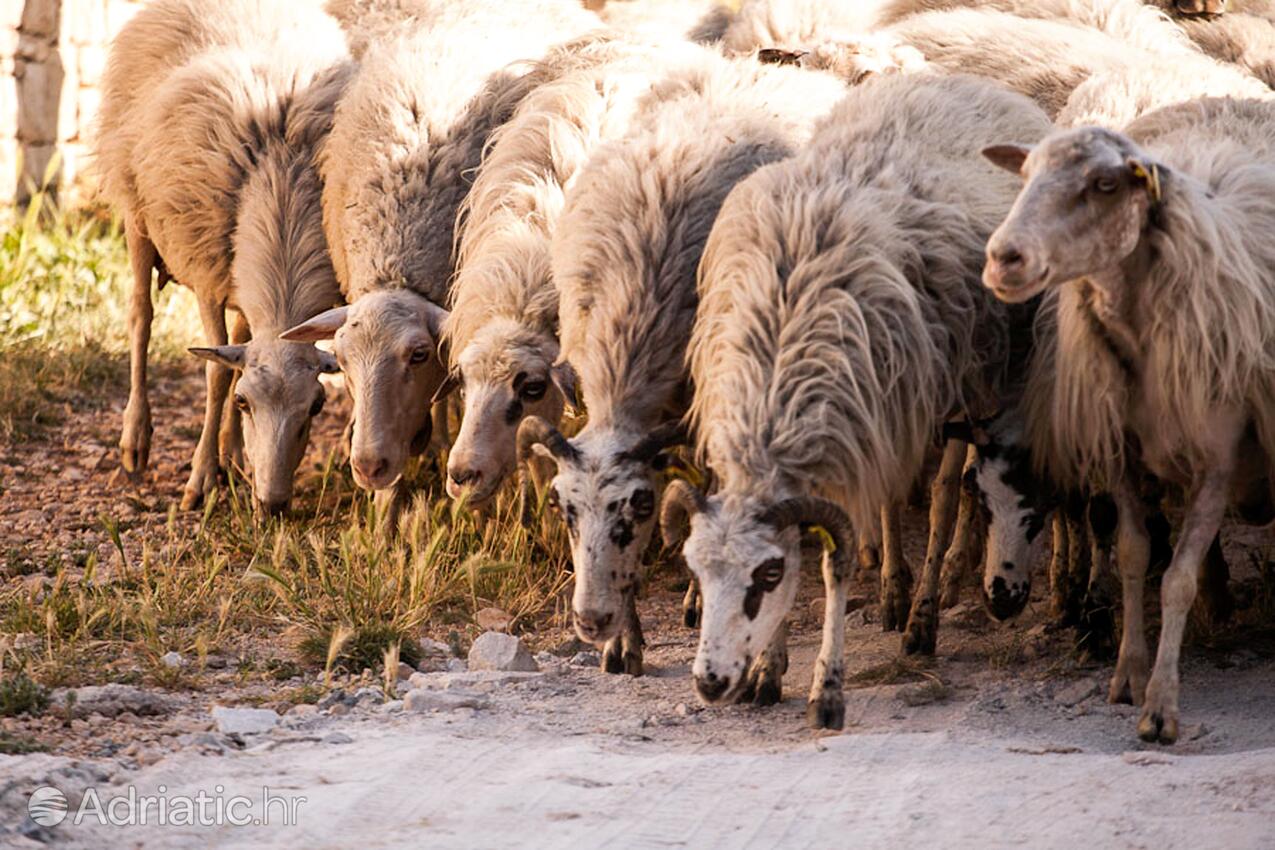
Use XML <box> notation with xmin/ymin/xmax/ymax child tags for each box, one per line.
<box><xmin>969</xmin><ymin>423</ymin><xmax>1051</xmax><ymax>622</ymax></box>
<box><xmin>683</xmin><ymin>494</ymin><xmax>803</xmax><ymax>704</ymax></box>
<box><xmin>545</xmin><ymin>429</ymin><xmax>669</xmax><ymax>646</ymax></box>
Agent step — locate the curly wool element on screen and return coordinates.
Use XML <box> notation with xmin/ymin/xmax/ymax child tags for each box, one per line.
<box><xmin>690</xmin><ymin>74</ymin><xmax>1051</xmax><ymax>530</ymax></box>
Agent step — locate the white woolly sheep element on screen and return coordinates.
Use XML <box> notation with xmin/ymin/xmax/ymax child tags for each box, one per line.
<box><xmin>443</xmin><ymin>39</ymin><xmax>713</xmax><ymax>506</ymax></box>
<box><xmin>982</xmin><ymin>96</ymin><xmax>1275</xmax><ymax>744</ymax></box>
<box><xmin>515</xmin><ymin>53</ymin><xmax>847</xmax><ymax>677</ymax></box>
<box><xmin>94</xmin><ymin>0</ymin><xmax>349</xmax><ymax>512</ymax></box>
<box><xmin>280</xmin><ymin>0</ymin><xmax>601</xmax><ymax>519</ymax></box>
<box><xmin>662</xmin><ymin>73</ymin><xmax>1051</xmax><ymax>728</ymax></box>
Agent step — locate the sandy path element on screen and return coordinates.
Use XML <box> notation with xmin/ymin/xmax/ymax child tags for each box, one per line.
<box><xmin>9</xmin><ymin>611</ymin><xmax>1275</xmax><ymax>850</ymax></box>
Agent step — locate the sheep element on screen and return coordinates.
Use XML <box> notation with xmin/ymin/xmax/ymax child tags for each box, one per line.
<box><xmin>981</xmin><ymin>95</ymin><xmax>1275</xmax><ymax>743</ymax></box>
<box><xmin>593</xmin><ymin>0</ymin><xmax>736</xmax><ymax>45</ymax></box>
<box><xmin>1172</xmin><ymin>12</ymin><xmax>1275</xmax><ymax>89</ymax></box>
<box><xmin>652</xmin><ymin>74</ymin><xmax>1050</xmax><ymax>727</ymax></box>
<box><xmin>323</xmin><ymin>0</ymin><xmax>438</xmax><ymax>59</ymax></box>
<box><xmin>93</xmin><ymin>0</ymin><xmax>350</xmax><ymax>512</ymax></box>
<box><xmin>443</xmin><ymin>39</ymin><xmax>713</xmax><ymax>506</ymax></box>
<box><xmin>279</xmin><ymin>0</ymin><xmax>601</xmax><ymax>519</ymax></box>
<box><xmin>514</xmin><ymin>52</ymin><xmax>848</xmax><ymax>677</ymax></box>
<box><xmin>786</xmin><ymin>8</ymin><xmax>1204</xmax><ymax>118</ymax></box>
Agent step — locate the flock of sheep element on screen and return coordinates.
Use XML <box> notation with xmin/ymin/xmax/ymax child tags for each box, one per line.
<box><xmin>91</xmin><ymin>0</ymin><xmax>1275</xmax><ymax>746</ymax></box>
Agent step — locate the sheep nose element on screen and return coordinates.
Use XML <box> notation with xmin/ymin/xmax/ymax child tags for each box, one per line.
<box><xmin>989</xmin><ymin>244</ymin><xmax>1025</xmax><ymax>270</ymax></box>
<box><xmin>257</xmin><ymin>499</ymin><xmax>288</xmax><ymax>518</ymax></box>
<box><xmin>983</xmin><ymin>574</ymin><xmax>1030</xmax><ymax>621</ymax></box>
<box><xmin>449</xmin><ymin>466</ymin><xmax>482</xmax><ymax>488</ymax></box>
<box><xmin>352</xmin><ymin>454</ymin><xmax>389</xmax><ymax>483</ymax></box>
<box><xmin>694</xmin><ymin>671</ymin><xmax>732</xmax><ymax>703</ymax></box>
<box><xmin>574</xmin><ymin>609</ymin><xmax>614</xmax><ymax>640</ymax></box>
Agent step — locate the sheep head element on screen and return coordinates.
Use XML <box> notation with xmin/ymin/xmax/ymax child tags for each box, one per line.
<box><xmin>281</xmin><ymin>289</ymin><xmax>450</xmax><ymax>491</ymax></box>
<box><xmin>518</xmin><ymin>416</ymin><xmax>684</xmax><ymax>645</ymax></box>
<box><xmin>445</xmin><ymin>320</ymin><xmax>578</xmax><ymax>505</ymax></box>
<box><xmin>983</xmin><ymin>127</ymin><xmax>1166</xmax><ymax>304</ymax></box>
<box><xmin>672</xmin><ymin>486</ymin><xmax>851</xmax><ymax>706</ymax></box>
<box><xmin>189</xmin><ymin>338</ymin><xmax>338</xmax><ymax>515</ymax></box>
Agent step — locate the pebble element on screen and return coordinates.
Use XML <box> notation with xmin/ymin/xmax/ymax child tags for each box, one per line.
<box><xmin>287</xmin><ymin>704</ymin><xmax>319</xmax><ymax>717</ymax></box>
<box><xmin>404</xmin><ymin>689</ymin><xmax>491</xmax><ymax>713</ymax></box>
<box><xmin>397</xmin><ymin>662</ymin><xmax>415</xmax><ymax>681</ymax></box>
<box><xmin>379</xmin><ymin>700</ymin><xmax>404</xmax><ymax>714</ymax></box>
<box><xmin>569</xmin><ymin>651</ymin><xmax>601</xmax><ymax>668</ymax></box>
<box><xmin>211</xmin><ymin>706</ymin><xmax>280</xmax><ymax>736</ymax></box>
<box><xmin>161</xmin><ymin>651</ymin><xmax>185</xmax><ymax>669</ymax></box>
<box><xmin>60</xmin><ymin>684</ymin><xmax>175</xmax><ymax>718</ymax></box>
<box><xmin>468</xmin><ymin>632</ymin><xmax>538</xmax><ymax>673</ymax></box>
<box><xmin>327</xmin><ymin>703</ymin><xmax>351</xmax><ymax>717</ymax></box>
<box><xmin>446</xmin><ymin>658</ymin><xmax>468</xmax><ymax>673</ymax></box>
<box><xmin>324</xmin><ymin>732</ymin><xmax>354</xmax><ymax>745</ymax></box>
<box><xmin>419</xmin><ymin>637</ymin><xmax>452</xmax><ymax>657</ymax></box>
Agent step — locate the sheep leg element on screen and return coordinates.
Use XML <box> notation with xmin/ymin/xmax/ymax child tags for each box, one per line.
<box><xmin>1078</xmin><ymin>493</ymin><xmax>1118</xmax><ymax>662</ymax></box>
<box><xmin>939</xmin><ymin>448</ymin><xmax>983</xmax><ymax>609</ymax></box>
<box><xmin>904</xmin><ymin>438</ymin><xmax>966</xmax><ymax>655</ymax></box>
<box><xmin>1139</xmin><ymin>463</ymin><xmax>1233</xmax><ymax>745</ymax></box>
<box><xmin>808</xmin><ymin>548</ymin><xmax>850</xmax><ymax>730</ymax></box>
<box><xmin>181</xmin><ymin>297</ymin><xmax>231</xmax><ymax>510</ymax></box>
<box><xmin>681</xmin><ymin>578</ymin><xmax>702</xmax><ymax>629</ymax></box>
<box><xmin>1047</xmin><ymin>511</ymin><xmax>1071</xmax><ymax>620</ymax></box>
<box><xmin>1195</xmin><ymin>533</ymin><xmax>1233</xmax><ymax>626</ymax></box>
<box><xmin>218</xmin><ymin>311</ymin><xmax>250</xmax><ymax>477</ymax></box>
<box><xmin>1055</xmin><ymin>494</ymin><xmax>1090</xmax><ymax>627</ymax></box>
<box><xmin>1108</xmin><ymin>483</ymin><xmax>1151</xmax><ymax>706</ymax></box>
<box><xmin>738</xmin><ymin>622</ymin><xmax>786</xmax><ymax>706</ymax></box>
<box><xmin>601</xmin><ymin>589</ymin><xmax>644</xmax><ymax>676</ymax></box>
<box><xmin>120</xmin><ymin>220</ymin><xmax>156</xmax><ymax>476</ymax></box>
<box><xmin>879</xmin><ymin>503</ymin><xmax>912</xmax><ymax>632</ymax></box>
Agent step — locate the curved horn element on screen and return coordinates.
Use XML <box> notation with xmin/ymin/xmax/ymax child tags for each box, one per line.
<box><xmin>516</xmin><ymin>416</ymin><xmax>577</xmax><ymax>465</ymax></box>
<box><xmin>660</xmin><ymin>478</ymin><xmax>706</xmax><ymax>549</ymax></box>
<box><xmin>621</xmin><ymin>420</ymin><xmax>687</xmax><ymax>465</ymax></box>
<box><xmin>761</xmin><ymin>496</ymin><xmax>854</xmax><ymax>579</ymax></box>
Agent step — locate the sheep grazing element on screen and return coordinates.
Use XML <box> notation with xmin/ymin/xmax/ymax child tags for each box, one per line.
<box><xmin>94</xmin><ymin>0</ymin><xmax>349</xmax><ymax>512</ymax></box>
<box><xmin>516</xmin><ymin>53</ymin><xmax>847</xmax><ymax>677</ymax></box>
<box><xmin>661</xmin><ymin>74</ymin><xmax>1050</xmax><ymax>728</ymax></box>
<box><xmin>280</xmin><ymin>0</ymin><xmax>601</xmax><ymax>517</ymax></box>
<box><xmin>982</xmin><ymin>96</ymin><xmax>1275</xmax><ymax>743</ymax></box>
<box><xmin>443</xmin><ymin>40</ymin><xmax>712</xmax><ymax>506</ymax></box>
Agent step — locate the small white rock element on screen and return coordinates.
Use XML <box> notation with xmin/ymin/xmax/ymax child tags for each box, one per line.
<box><xmin>379</xmin><ymin>699</ymin><xmax>404</xmax><ymax>714</ymax></box>
<box><xmin>211</xmin><ymin>706</ymin><xmax>280</xmax><ymax>736</ymax></box>
<box><xmin>468</xmin><ymin>632</ymin><xmax>538</xmax><ymax>673</ymax></box>
<box><xmin>396</xmin><ymin>662</ymin><xmax>414</xmax><ymax>681</ymax></box>
<box><xmin>446</xmin><ymin>658</ymin><xmax>468</xmax><ymax>673</ymax></box>
<box><xmin>404</xmin><ymin>689</ymin><xmax>490</xmax><ymax>713</ymax></box>
<box><xmin>160</xmin><ymin>652</ymin><xmax>185</xmax><ymax>669</ymax></box>
<box><xmin>324</xmin><ymin>732</ymin><xmax>354</xmax><ymax>745</ymax></box>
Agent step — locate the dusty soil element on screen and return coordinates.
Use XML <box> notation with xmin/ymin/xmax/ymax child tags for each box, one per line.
<box><xmin>2</xmin><ymin>363</ymin><xmax>1275</xmax><ymax>848</ymax></box>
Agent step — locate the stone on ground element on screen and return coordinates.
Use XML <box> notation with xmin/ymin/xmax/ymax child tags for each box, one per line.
<box><xmin>467</xmin><ymin>632</ymin><xmax>538</xmax><ymax>673</ymax></box>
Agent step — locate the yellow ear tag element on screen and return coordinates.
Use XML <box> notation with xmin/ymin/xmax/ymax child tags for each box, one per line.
<box><xmin>1131</xmin><ymin>161</ymin><xmax>1162</xmax><ymax>203</ymax></box>
<box><xmin>806</xmin><ymin>524</ymin><xmax>837</xmax><ymax>554</ymax></box>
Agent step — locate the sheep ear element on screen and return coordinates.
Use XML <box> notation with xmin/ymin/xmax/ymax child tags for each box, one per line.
<box><xmin>280</xmin><ymin>306</ymin><xmax>349</xmax><ymax>342</ymax></box>
<box><xmin>551</xmin><ymin>361</ymin><xmax>581</xmax><ymax>413</ymax></box>
<box><xmin>189</xmin><ymin>345</ymin><xmax>247</xmax><ymax>370</ymax></box>
<box><xmin>422</xmin><ymin>301</ymin><xmax>450</xmax><ymax>339</ymax></box>
<box><xmin>317</xmin><ymin>350</ymin><xmax>341</xmax><ymax>374</ymax></box>
<box><xmin>983</xmin><ymin>144</ymin><xmax>1031</xmax><ymax>176</ymax></box>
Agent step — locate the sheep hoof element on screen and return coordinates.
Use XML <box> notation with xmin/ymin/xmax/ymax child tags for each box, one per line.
<box><xmin>682</xmin><ymin>605</ymin><xmax>699</xmax><ymax>629</ymax></box>
<box><xmin>601</xmin><ymin>640</ymin><xmax>624</xmax><ymax>675</ymax></box>
<box><xmin>1137</xmin><ymin>707</ymin><xmax>1178</xmax><ymax>745</ymax></box>
<box><xmin>902</xmin><ymin>598</ymin><xmax>937</xmax><ymax>656</ymax></box>
<box><xmin>806</xmin><ymin>691</ymin><xmax>845</xmax><ymax>731</ymax></box>
<box><xmin>681</xmin><ymin>582</ymin><xmax>702</xmax><ymax>629</ymax></box>
<box><xmin>751</xmin><ymin>676</ymin><xmax>782</xmax><ymax>707</ymax></box>
<box><xmin>120</xmin><ymin>403</ymin><xmax>153</xmax><ymax>475</ymax></box>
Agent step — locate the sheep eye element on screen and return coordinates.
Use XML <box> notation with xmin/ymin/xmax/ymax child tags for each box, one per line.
<box><xmin>630</xmin><ymin>489</ymin><xmax>655</xmax><ymax>520</ymax></box>
<box><xmin>234</xmin><ymin>394</ymin><xmax>250</xmax><ymax>413</ymax></box>
<box><xmin>755</xmin><ymin>557</ymin><xmax>785</xmax><ymax>589</ymax></box>
<box><xmin>1093</xmin><ymin>176</ymin><xmax>1118</xmax><ymax>194</ymax></box>
<box><xmin>520</xmin><ymin>379</ymin><xmax>547</xmax><ymax>401</ymax></box>
<box><xmin>309</xmin><ymin>394</ymin><xmax>325</xmax><ymax>417</ymax></box>
<box><xmin>409</xmin><ymin>346</ymin><xmax>431</xmax><ymax>365</ymax></box>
